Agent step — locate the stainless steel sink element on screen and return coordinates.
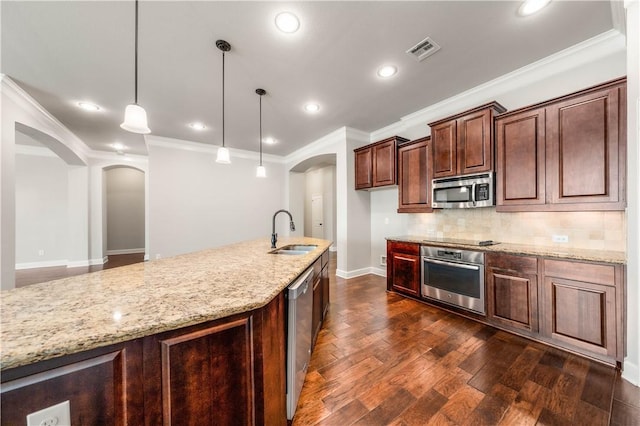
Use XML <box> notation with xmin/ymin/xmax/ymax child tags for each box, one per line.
<box><xmin>270</xmin><ymin>244</ymin><xmax>317</xmax><ymax>255</ymax></box>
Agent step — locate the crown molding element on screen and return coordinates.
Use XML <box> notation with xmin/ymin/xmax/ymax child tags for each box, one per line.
<box><xmin>2</xmin><ymin>75</ymin><xmax>92</xmax><ymax>162</ymax></box>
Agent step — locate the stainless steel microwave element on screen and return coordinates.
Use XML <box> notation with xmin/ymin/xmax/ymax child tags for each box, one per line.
<box><xmin>432</xmin><ymin>173</ymin><xmax>494</xmax><ymax>208</ymax></box>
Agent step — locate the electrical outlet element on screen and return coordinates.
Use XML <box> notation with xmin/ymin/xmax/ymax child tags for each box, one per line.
<box><xmin>552</xmin><ymin>235</ymin><xmax>569</xmax><ymax>243</ymax></box>
<box><xmin>38</xmin><ymin>249</ymin><xmax>45</xmax><ymax>256</ymax></box>
<box><xmin>26</xmin><ymin>401</ymin><xmax>70</xmax><ymax>426</ymax></box>
<box><xmin>380</xmin><ymin>255</ymin><xmax>387</xmax><ymax>266</ymax></box>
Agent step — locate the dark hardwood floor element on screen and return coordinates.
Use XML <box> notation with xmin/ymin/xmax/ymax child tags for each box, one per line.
<box><xmin>294</xmin><ymin>254</ymin><xmax>640</xmax><ymax>425</ymax></box>
<box><xmin>15</xmin><ymin>253</ymin><xmax>145</xmax><ymax>287</ymax></box>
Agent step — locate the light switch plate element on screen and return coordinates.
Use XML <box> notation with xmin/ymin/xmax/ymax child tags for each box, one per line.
<box><xmin>26</xmin><ymin>400</ymin><xmax>70</xmax><ymax>426</ymax></box>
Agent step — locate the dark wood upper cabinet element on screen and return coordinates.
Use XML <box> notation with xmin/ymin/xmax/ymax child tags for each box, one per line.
<box><xmin>354</xmin><ymin>148</ymin><xmax>373</xmax><ymax>189</ymax></box>
<box><xmin>354</xmin><ymin>136</ymin><xmax>408</xmax><ymax>190</ymax></box>
<box><xmin>496</xmin><ymin>107</ymin><xmax>547</xmax><ymax>208</ymax></box>
<box><xmin>496</xmin><ymin>77</ymin><xmax>626</xmax><ymax>212</ymax></box>
<box><xmin>429</xmin><ymin>102</ymin><xmax>506</xmax><ymax>178</ymax></box>
<box><xmin>397</xmin><ymin>137</ymin><xmax>432</xmax><ymax>213</ymax></box>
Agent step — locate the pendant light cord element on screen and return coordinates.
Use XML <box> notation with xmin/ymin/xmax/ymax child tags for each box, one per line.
<box><xmin>259</xmin><ymin>94</ymin><xmax>263</xmax><ymax>166</ymax></box>
<box><xmin>222</xmin><ymin>50</ymin><xmax>225</xmax><ymax>148</ymax></box>
<box><xmin>134</xmin><ymin>0</ymin><xmax>139</xmax><ymax>105</ymax></box>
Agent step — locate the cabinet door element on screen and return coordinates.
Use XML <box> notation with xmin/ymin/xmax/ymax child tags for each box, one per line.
<box><xmin>1</xmin><ymin>341</ymin><xmax>144</xmax><ymax>426</ymax></box>
<box><xmin>354</xmin><ymin>148</ymin><xmax>372</xmax><ymax>189</ymax></box>
<box><xmin>372</xmin><ymin>139</ymin><xmax>397</xmax><ymax>187</ymax></box>
<box><xmin>546</xmin><ymin>83</ymin><xmax>626</xmax><ymax>208</ymax></box>
<box><xmin>458</xmin><ymin>108</ymin><xmax>493</xmax><ymax>175</ymax></box>
<box><xmin>397</xmin><ymin>137</ymin><xmax>432</xmax><ymax>213</ymax></box>
<box><xmin>496</xmin><ymin>108</ymin><xmax>546</xmax><ymax>210</ymax></box>
<box><xmin>486</xmin><ymin>253</ymin><xmax>538</xmax><ymax>333</ymax></box>
<box><xmin>390</xmin><ymin>252</ymin><xmax>421</xmax><ymax>297</ymax></box>
<box><xmin>432</xmin><ymin>120</ymin><xmax>457</xmax><ymax>178</ymax></box>
<box><xmin>312</xmin><ymin>277</ymin><xmax>322</xmax><ymax>346</ymax></box>
<box><xmin>542</xmin><ymin>259</ymin><xmax>621</xmax><ymax>360</ymax></box>
<box><xmin>144</xmin><ymin>316</ymin><xmax>255</xmax><ymax>425</ymax></box>
<box><xmin>321</xmin><ymin>263</ymin><xmax>329</xmax><ymax>318</ymax></box>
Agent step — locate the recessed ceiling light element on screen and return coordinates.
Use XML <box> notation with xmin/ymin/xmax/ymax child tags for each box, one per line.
<box><xmin>189</xmin><ymin>122</ymin><xmax>206</xmax><ymax>130</ymax></box>
<box><xmin>377</xmin><ymin>65</ymin><xmax>398</xmax><ymax>78</ymax></box>
<box><xmin>275</xmin><ymin>12</ymin><xmax>300</xmax><ymax>33</ymax></box>
<box><xmin>304</xmin><ymin>103</ymin><xmax>320</xmax><ymax>113</ymax></box>
<box><xmin>77</xmin><ymin>101</ymin><xmax>100</xmax><ymax>112</ymax></box>
<box><xmin>518</xmin><ymin>0</ymin><xmax>551</xmax><ymax>16</ymax></box>
<box><xmin>263</xmin><ymin>137</ymin><xmax>277</xmax><ymax>145</ymax></box>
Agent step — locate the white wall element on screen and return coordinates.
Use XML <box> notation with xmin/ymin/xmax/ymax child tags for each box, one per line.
<box><xmin>147</xmin><ymin>136</ymin><xmax>287</xmax><ymax>258</ymax></box>
<box><xmin>15</xmin><ymin>150</ymin><xmax>68</xmax><ymax>267</ymax></box>
<box><xmin>105</xmin><ymin>167</ymin><xmax>145</xmax><ymax>254</ymax></box>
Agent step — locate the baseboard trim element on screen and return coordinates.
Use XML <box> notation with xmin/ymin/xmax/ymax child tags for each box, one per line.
<box><xmin>106</xmin><ymin>248</ymin><xmax>145</xmax><ymax>255</ymax></box>
<box><xmin>622</xmin><ymin>359</ymin><xmax>640</xmax><ymax>386</ymax></box>
<box><xmin>329</xmin><ymin>245</ymin><xmax>337</xmax><ymax>252</ymax></box>
<box><xmin>15</xmin><ymin>260</ymin><xmax>67</xmax><ymax>270</ymax></box>
<box><xmin>370</xmin><ymin>267</ymin><xmax>387</xmax><ymax>277</ymax></box>
<box><xmin>66</xmin><ymin>260</ymin><xmax>90</xmax><ymax>268</ymax></box>
<box><xmin>336</xmin><ymin>267</ymin><xmax>381</xmax><ymax>279</ymax></box>
<box><xmin>89</xmin><ymin>257</ymin><xmax>108</xmax><ymax>266</ymax></box>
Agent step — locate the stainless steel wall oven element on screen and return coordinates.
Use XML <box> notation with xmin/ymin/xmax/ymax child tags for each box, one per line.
<box><xmin>421</xmin><ymin>246</ymin><xmax>485</xmax><ymax>314</ymax></box>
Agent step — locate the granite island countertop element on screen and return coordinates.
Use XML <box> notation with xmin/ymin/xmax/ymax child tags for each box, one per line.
<box><xmin>1</xmin><ymin>237</ymin><xmax>331</xmax><ymax>371</ymax></box>
<box><xmin>387</xmin><ymin>235</ymin><xmax>626</xmax><ymax>264</ymax></box>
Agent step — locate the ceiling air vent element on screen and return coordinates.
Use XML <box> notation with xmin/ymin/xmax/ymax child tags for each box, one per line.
<box><xmin>406</xmin><ymin>37</ymin><xmax>441</xmax><ymax>62</ymax></box>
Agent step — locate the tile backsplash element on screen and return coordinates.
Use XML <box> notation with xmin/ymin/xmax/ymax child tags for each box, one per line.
<box><xmin>407</xmin><ymin>209</ymin><xmax>626</xmax><ymax>252</ymax></box>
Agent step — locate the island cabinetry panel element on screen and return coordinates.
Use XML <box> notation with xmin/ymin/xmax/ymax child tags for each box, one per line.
<box><xmin>0</xmin><ymin>340</ymin><xmax>144</xmax><ymax>426</ymax></box>
<box><xmin>312</xmin><ymin>257</ymin><xmax>323</xmax><ymax>346</ymax></box>
<box><xmin>387</xmin><ymin>241</ymin><xmax>421</xmax><ymax>298</ymax></box>
<box><xmin>354</xmin><ymin>136</ymin><xmax>409</xmax><ymax>190</ymax></box>
<box><xmin>496</xmin><ymin>77</ymin><xmax>626</xmax><ymax>212</ymax></box>
<box><xmin>397</xmin><ymin>136</ymin><xmax>432</xmax><ymax>213</ymax></box>
<box><xmin>147</xmin><ymin>316</ymin><xmax>255</xmax><ymax>426</ymax></box>
<box><xmin>321</xmin><ymin>250</ymin><xmax>330</xmax><ymax>318</ymax></box>
<box><xmin>430</xmin><ymin>102</ymin><xmax>506</xmax><ymax>178</ymax></box>
<box><xmin>486</xmin><ymin>253</ymin><xmax>539</xmax><ymax>334</ymax></box>
<box><xmin>541</xmin><ymin>259</ymin><xmax>624</xmax><ymax>362</ymax></box>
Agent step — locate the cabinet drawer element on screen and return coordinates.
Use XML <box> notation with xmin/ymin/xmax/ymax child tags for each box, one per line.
<box><xmin>486</xmin><ymin>252</ymin><xmax>537</xmax><ymax>274</ymax></box>
<box><xmin>543</xmin><ymin>259</ymin><xmax>616</xmax><ymax>286</ymax></box>
<box><xmin>387</xmin><ymin>241</ymin><xmax>420</xmax><ymax>256</ymax></box>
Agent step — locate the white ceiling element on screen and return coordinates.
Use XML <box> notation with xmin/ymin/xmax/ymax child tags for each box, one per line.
<box><xmin>2</xmin><ymin>1</ymin><xmax>615</xmax><ymax>157</ymax></box>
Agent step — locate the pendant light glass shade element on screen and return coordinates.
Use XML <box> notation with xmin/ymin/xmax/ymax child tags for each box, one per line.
<box><xmin>216</xmin><ymin>146</ymin><xmax>231</xmax><ymax>164</ymax></box>
<box><xmin>121</xmin><ymin>104</ymin><xmax>151</xmax><ymax>134</ymax></box>
<box><xmin>121</xmin><ymin>0</ymin><xmax>150</xmax><ymax>135</ymax></box>
<box><xmin>256</xmin><ymin>165</ymin><xmax>267</xmax><ymax>178</ymax></box>
<box><xmin>215</xmin><ymin>40</ymin><xmax>232</xmax><ymax>164</ymax></box>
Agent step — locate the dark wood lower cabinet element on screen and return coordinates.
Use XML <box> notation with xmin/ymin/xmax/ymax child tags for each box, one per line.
<box><xmin>1</xmin><ymin>294</ymin><xmax>287</xmax><ymax>426</ymax></box>
<box><xmin>486</xmin><ymin>253</ymin><xmax>539</xmax><ymax>334</ymax></box>
<box><xmin>387</xmin><ymin>241</ymin><xmax>421</xmax><ymax>298</ymax></box>
<box><xmin>1</xmin><ymin>341</ymin><xmax>144</xmax><ymax>426</ymax></box>
<box><xmin>541</xmin><ymin>259</ymin><xmax>623</xmax><ymax>363</ymax></box>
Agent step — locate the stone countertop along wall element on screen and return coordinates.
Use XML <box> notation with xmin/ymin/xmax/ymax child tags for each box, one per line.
<box><xmin>0</xmin><ymin>237</ymin><xmax>331</xmax><ymax>371</ymax></box>
<box><xmin>387</xmin><ymin>235</ymin><xmax>626</xmax><ymax>264</ymax></box>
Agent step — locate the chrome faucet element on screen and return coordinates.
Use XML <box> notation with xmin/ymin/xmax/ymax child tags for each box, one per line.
<box><xmin>272</xmin><ymin>209</ymin><xmax>295</xmax><ymax>248</ymax></box>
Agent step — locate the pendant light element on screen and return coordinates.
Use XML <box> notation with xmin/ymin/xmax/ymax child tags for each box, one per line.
<box><xmin>215</xmin><ymin>39</ymin><xmax>231</xmax><ymax>164</ymax></box>
<box><xmin>121</xmin><ymin>0</ymin><xmax>151</xmax><ymax>134</ymax></box>
<box><xmin>256</xmin><ymin>88</ymin><xmax>267</xmax><ymax>178</ymax></box>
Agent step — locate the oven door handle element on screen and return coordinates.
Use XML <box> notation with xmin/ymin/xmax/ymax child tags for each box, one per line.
<box><xmin>425</xmin><ymin>258</ymin><xmax>481</xmax><ymax>271</ymax></box>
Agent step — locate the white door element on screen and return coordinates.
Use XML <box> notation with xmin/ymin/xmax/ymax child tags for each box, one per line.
<box><xmin>311</xmin><ymin>195</ymin><xmax>324</xmax><ymax>238</ymax></box>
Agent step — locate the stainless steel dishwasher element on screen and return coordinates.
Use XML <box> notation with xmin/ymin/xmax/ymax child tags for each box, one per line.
<box><xmin>286</xmin><ymin>267</ymin><xmax>314</xmax><ymax>420</ymax></box>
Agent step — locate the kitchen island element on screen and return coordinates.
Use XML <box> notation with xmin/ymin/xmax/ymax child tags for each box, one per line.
<box><xmin>1</xmin><ymin>237</ymin><xmax>331</xmax><ymax>425</ymax></box>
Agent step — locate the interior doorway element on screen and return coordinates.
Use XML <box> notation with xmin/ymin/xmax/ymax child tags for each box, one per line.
<box><xmin>311</xmin><ymin>195</ymin><xmax>324</xmax><ymax>238</ymax></box>
<box><xmin>104</xmin><ymin>166</ymin><xmax>145</xmax><ymax>258</ymax></box>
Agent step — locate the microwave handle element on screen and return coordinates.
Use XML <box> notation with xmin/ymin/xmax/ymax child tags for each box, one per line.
<box><xmin>424</xmin><ymin>258</ymin><xmax>480</xmax><ymax>271</ymax></box>
<box><xmin>471</xmin><ymin>182</ymin><xmax>477</xmax><ymax>206</ymax></box>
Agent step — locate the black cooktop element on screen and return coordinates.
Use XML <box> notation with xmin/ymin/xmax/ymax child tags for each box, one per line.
<box><xmin>421</xmin><ymin>238</ymin><xmax>500</xmax><ymax>247</ymax></box>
